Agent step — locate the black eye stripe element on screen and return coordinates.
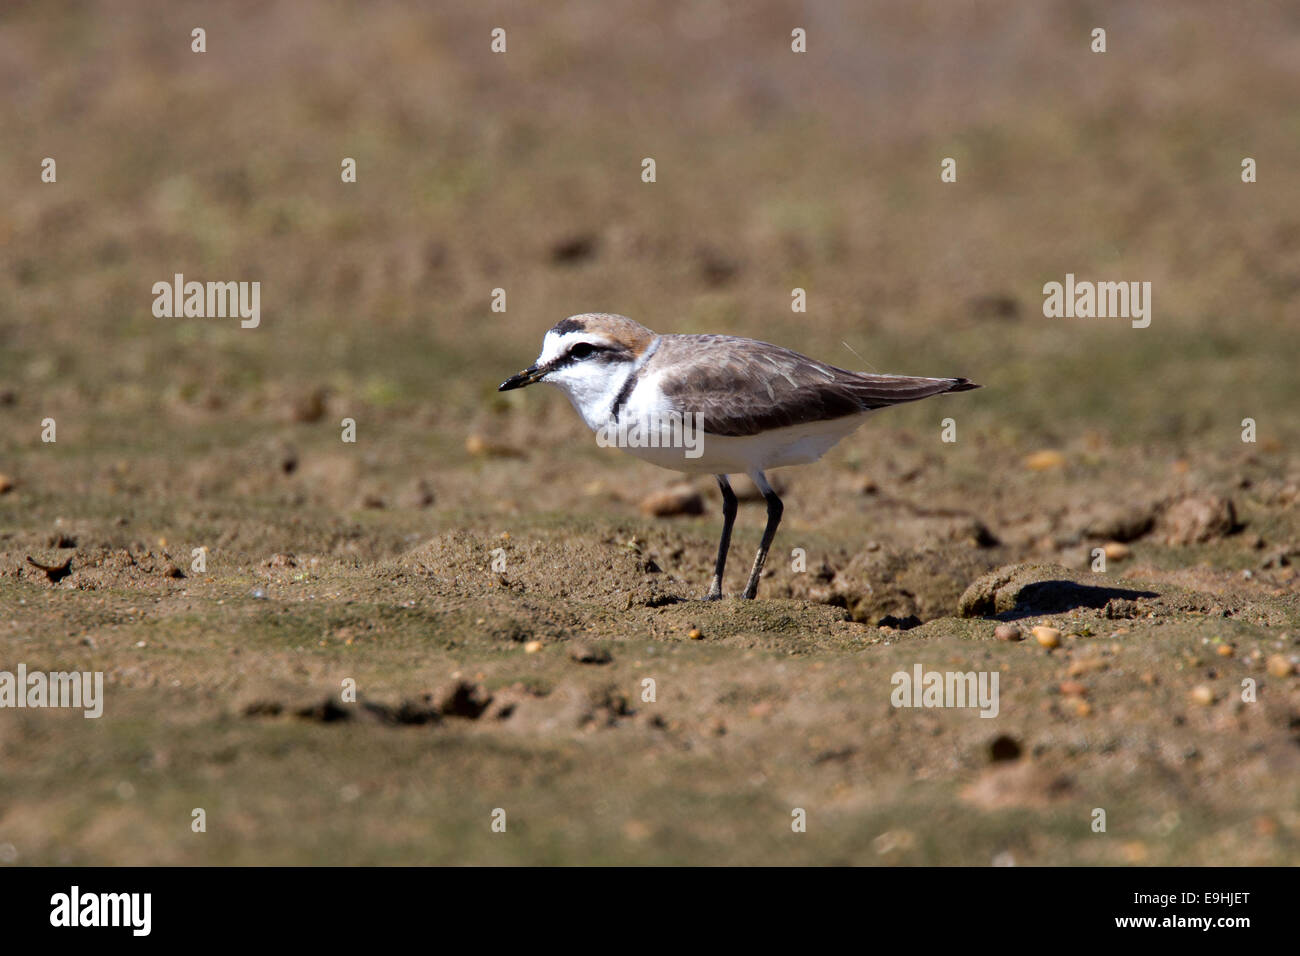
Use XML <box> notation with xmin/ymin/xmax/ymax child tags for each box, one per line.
<box><xmin>567</xmin><ymin>342</ymin><xmax>610</xmax><ymax>360</ymax></box>
<box><xmin>544</xmin><ymin>342</ymin><xmax>622</xmax><ymax>373</ymax></box>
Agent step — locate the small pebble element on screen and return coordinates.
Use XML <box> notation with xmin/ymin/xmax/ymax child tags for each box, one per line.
<box><xmin>1121</xmin><ymin>841</ymin><xmax>1148</xmax><ymax>863</ymax></box>
<box><xmin>1059</xmin><ymin>680</ymin><xmax>1087</xmax><ymax>697</ymax></box>
<box><xmin>687</xmin><ymin>627</ymin><xmax>703</xmax><ymax>640</ymax></box>
<box><xmin>568</xmin><ymin>642</ymin><xmax>611</xmax><ymax>664</ymax></box>
<box><xmin>465</xmin><ymin>434</ymin><xmax>523</xmax><ymax>458</ymax></box>
<box><xmin>1032</xmin><ymin>625</ymin><xmax>1061</xmax><ymax>648</ymax></box>
<box><xmin>0</xmin><ymin>474</ymin><xmax>13</xmax><ymax>494</ymax></box>
<box><xmin>523</xmin><ymin>640</ymin><xmax>543</xmax><ymax>654</ymax></box>
<box><xmin>1216</xmin><ymin>644</ymin><xmax>1234</xmax><ymax>657</ymax></box>
<box><xmin>639</xmin><ymin>484</ymin><xmax>705</xmax><ymax>517</ymax></box>
<box><xmin>1266</xmin><ymin>655</ymin><xmax>1294</xmax><ymax>677</ymax></box>
<box><xmin>1102</xmin><ymin>541</ymin><xmax>1131</xmax><ymax>561</ymax></box>
<box><xmin>1190</xmin><ymin>685</ymin><xmax>1216</xmax><ymax>706</ymax></box>
<box><xmin>1073</xmin><ymin>699</ymin><xmax>1092</xmax><ymax>717</ymax></box>
<box><xmin>1068</xmin><ymin>657</ymin><xmax>1107</xmax><ymax>676</ymax></box>
<box><xmin>1024</xmin><ymin>450</ymin><xmax>1066</xmax><ymax>471</ymax></box>
<box><xmin>994</xmin><ymin>624</ymin><xmax>1022</xmax><ymax>642</ymax></box>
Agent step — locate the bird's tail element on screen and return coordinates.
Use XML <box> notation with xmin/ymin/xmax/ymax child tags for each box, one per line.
<box><xmin>846</xmin><ymin>373</ymin><xmax>980</xmax><ymax>409</ymax></box>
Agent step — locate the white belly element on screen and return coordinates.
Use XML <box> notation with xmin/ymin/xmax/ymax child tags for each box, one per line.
<box><xmin>613</xmin><ymin>413</ymin><xmax>870</xmax><ymax>475</ymax></box>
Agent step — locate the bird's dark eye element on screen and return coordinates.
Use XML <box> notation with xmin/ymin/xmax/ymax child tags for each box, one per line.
<box><xmin>569</xmin><ymin>343</ymin><xmax>597</xmax><ymax>360</ymax></box>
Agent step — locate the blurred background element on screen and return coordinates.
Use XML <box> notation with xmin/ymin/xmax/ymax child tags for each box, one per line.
<box><xmin>3</xmin><ymin>0</ymin><xmax>1298</xmax><ymax>480</ymax></box>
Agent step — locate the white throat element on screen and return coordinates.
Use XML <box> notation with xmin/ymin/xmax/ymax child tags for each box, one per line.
<box><xmin>549</xmin><ymin>336</ymin><xmax>660</xmax><ymax>432</ymax></box>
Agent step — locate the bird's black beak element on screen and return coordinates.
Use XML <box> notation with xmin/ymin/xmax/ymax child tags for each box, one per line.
<box><xmin>498</xmin><ymin>364</ymin><xmax>545</xmax><ymax>391</ymax></box>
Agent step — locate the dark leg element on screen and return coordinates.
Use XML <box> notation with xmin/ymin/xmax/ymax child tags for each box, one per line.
<box><xmin>741</xmin><ymin>471</ymin><xmax>783</xmax><ymax>599</ymax></box>
<box><xmin>705</xmin><ymin>475</ymin><xmax>738</xmax><ymax>600</ymax></box>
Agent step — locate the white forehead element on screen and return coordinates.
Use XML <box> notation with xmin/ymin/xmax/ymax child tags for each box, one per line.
<box><xmin>538</xmin><ymin>328</ymin><xmax>612</xmax><ymax>364</ymax></box>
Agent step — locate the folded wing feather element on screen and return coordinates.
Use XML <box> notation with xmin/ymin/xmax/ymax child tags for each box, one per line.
<box><xmin>652</xmin><ymin>334</ymin><xmax>977</xmax><ymax>438</ymax></box>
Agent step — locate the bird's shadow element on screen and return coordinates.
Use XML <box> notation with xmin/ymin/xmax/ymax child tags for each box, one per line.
<box><xmin>991</xmin><ymin>580</ymin><xmax>1159</xmax><ymax>621</ymax></box>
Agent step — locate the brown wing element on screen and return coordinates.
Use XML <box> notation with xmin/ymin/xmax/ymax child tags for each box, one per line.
<box><xmin>652</xmin><ymin>335</ymin><xmax>977</xmax><ymax>437</ymax></box>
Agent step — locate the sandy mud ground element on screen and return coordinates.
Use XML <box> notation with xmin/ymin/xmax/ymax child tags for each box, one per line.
<box><xmin>1</xmin><ymin>1</ymin><xmax>1298</xmax><ymax>864</ymax></box>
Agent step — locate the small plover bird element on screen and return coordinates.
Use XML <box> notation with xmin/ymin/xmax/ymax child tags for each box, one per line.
<box><xmin>500</xmin><ymin>313</ymin><xmax>978</xmax><ymax>600</ymax></box>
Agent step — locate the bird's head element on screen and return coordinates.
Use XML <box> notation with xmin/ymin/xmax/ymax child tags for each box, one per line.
<box><xmin>498</xmin><ymin>313</ymin><xmax>657</xmax><ymax>405</ymax></box>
